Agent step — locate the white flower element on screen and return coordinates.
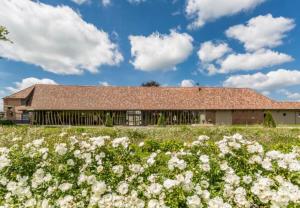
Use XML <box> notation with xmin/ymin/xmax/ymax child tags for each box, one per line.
<box><xmin>168</xmin><ymin>155</ymin><xmax>187</xmax><ymax>171</ymax></box>
<box><xmin>24</xmin><ymin>198</ymin><xmax>36</xmax><ymax>207</ymax></box>
<box><xmin>148</xmin><ymin>183</ymin><xmax>163</xmax><ymax>196</ymax></box>
<box><xmin>163</xmin><ymin>179</ymin><xmax>179</xmax><ymax>190</ymax></box>
<box><xmin>57</xmin><ymin>195</ymin><xmax>74</xmax><ymax>208</ymax></box>
<box><xmin>55</xmin><ymin>143</ymin><xmax>68</xmax><ymax>155</ymax></box>
<box><xmin>242</xmin><ymin>176</ymin><xmax>252</xmax><ymax>184</ymax></box>
<box><xmin>112</xmin><ymin>137</ymin><xmax>130</xmax><ymax>148</ymax></box>
<box><xmin>129</xmin><ymin>164</ymin><xmax>144</xmax><ymax>174</ymax></box>
<box><xmin>199</xmin><ymin>155</ymin><xmax>210</xmax><ymax>163</ymax></box>
<box><xmin>67</xmin><ymin>159</ymin><xmax>75</xmax><ymax>166</ymax></box>
<box><xmin>208</xmin><ymin>197</ymin><xmax>232</xmax><ymax>208</ymax></box>
<box><xmin>117</xmin><ymin>182</ymin><xmax>129</xmax><ymax>195</ymax></box>
<box><xmin>58</xmin><ymin>183</ymin><xmax>73</xmax><ymax>192</ymax></box>
<box><xmin>148</xmin><ymin>199</ymin><xmax>160</xmax><ymax>208</ymax></box>
<box><xmin>92</xmin><ymin>181</ymin><xmax>107</xmax><ymax>196</ymax></box>
<box><xmin>112</xmin><ymin>165</ymin><xmax>124</xmax><ymax>176</ymax></box>
<box><xmin>0</xmin><ymin>155</ymin><xmax>10</xmax><ymax>171</ymax></box>
<box><xmin>90</xmin><ymin>136</ymin><xmax>107</xmax><ymax>147</ymax></box>
<box><xmin>32</xmin><ymin>138</ymin><xmax>44</xmax><ymax>147</ymax></box>
<box><xmin>187</xmin><ymin>195</ymin><xmax>202</xmax><ymax>208</ymax></box>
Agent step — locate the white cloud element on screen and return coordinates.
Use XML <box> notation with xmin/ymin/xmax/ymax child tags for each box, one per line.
<box><xmin>180</xmin><ymin>79</ymin><xmax>195</xmax><ymax>87</ymax></box>
<box><xmin>71</xmin><ymin>0</ymin><xmax>89</xmax><ymax>5</ymax></box>
<box><xmin>102</xmin><ymin>0</ymin><xmax>111</xmax><ymax>6</ymax></box>
<box><xmin>278</xmin><ymin>90</ymin><xmax>300</xmax><ymax>101</ymax></box>
<box><xmin>226</xmin><ymin>14</ymin><xmax>295</xmax><ymax>51</ymax></box>
<box><xmin>129</xmin><ymin>30</ymin><xmax>193</xmax><ymax>71</ymax></box>
<box><xmin>216</xmin><ymin>50</ymin><xmax>293</xmax><ymax>74</ymax></box>
<box><xmin>6</xmin><ymin>77</ymin><xmax>58</xmax><ymax>93</ymax></box>
<box><xmin>99</xmin><ymin>81</ymin><xmax>111</xmax><ymax>86</ymax></box>
<box><xmin>185</xmin><ymin>0</ymin><xmax>265</xmax><ymax>29</ymax></box>
<box><xmin>198</xmin><ymin>41</ymin><xmax>231</xmax><ymax>63</ymax></box>
<box><xmin>128</xmin><ymin>0</ymin><xmax>146</xmax><ymax>4</ymax></box>
<box><xmin>223</xmin><ymin>69</ymin><xmax>300</xmax><ymax>91</ymax></box>
<box><xmin>0</xmin><ymin>0</ymin><xmax>123</xmax><ymax>75</ymax></box>
<box><xmin>0</xmin><ymin>90</ymin><xmax>6</xmax><ymax>111</ymax></box>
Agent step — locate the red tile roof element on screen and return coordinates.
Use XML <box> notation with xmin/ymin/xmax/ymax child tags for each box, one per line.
<box><xmin>4</xmin><ymin>86</ymin><xmax>34</xmax><ymax>99</ymax></box>
<box><xmin>4</xmin><ymin>84</ymin><xmax>300</xmax><ymax>110</ymax></box>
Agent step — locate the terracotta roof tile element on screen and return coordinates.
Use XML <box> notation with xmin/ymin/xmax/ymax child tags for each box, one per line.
<box><xmin>5</xmin><ymin>84</ymin><xmax>300</xmax><ymax>110</ymax></box>
<box><xmin>4</xmin><ymin>86</ymin><xmax>34</xmax><ymax>99</ymax></box>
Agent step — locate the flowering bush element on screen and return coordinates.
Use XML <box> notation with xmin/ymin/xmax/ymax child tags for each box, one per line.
<box><xmin>0</xmin><ymin>133</ymin><xmax>299</xmax><ymax>207</ymax></box>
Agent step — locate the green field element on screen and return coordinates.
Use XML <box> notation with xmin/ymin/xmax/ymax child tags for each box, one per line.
<box><xmin>1</xmin><ymin>125</ymin><xmax>299</xmax><ymax>150</ymax></box>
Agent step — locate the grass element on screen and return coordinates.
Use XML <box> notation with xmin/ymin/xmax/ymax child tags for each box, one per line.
<box><xmin>0</xmin><ymin>125</ymin><xmax>299</xmax><ymax>151</ymax></box>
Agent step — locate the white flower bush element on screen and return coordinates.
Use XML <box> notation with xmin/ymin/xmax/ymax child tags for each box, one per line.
<box><xmin>0</xmin><ymin>133</ymin><xmax>299</xmax><ymax>207</ymax></box>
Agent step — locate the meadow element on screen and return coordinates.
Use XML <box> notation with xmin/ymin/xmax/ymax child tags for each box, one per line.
<box><xmin>0</xmin><ymin>125</ymin><xmax>299</xmax><ymax>207</ymax></box>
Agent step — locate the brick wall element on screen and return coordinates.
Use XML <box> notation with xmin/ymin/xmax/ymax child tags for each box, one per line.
<box><xmin>3</xmin><ymin>98</ymin><xmax>23</xmax><ymax>120</ymax></box>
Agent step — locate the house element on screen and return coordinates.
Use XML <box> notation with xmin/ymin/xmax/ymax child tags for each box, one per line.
<box><xmin>2</xmin><ymin>84</ymin><xmax>300</xmax><ymax>126</ymax></box>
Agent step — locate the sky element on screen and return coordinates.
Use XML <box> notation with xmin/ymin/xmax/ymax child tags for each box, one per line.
<box><xmin>0</xmin><ymin>0</ymin><xmax>300</xmax><ymax>110</ymax></box>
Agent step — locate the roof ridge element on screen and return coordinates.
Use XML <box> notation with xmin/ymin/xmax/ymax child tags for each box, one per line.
<box><xmin>35</xmin><ymin>84</ymin><xmax>253</xmax><ymax>90</ymax></box>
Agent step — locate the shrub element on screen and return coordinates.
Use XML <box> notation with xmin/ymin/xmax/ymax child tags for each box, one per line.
<box><xmin>0</xmin><ymin>133</ymin><xmax>299</xmax><ymax>207</ymax></box>
<box><xmin>263</xmin><ymin>112</ymin><xmax>276</xmax><ymax>128</ymax></box>
<box><xmin>0</xmin><ymin>120</ymin><xmax>15</xmax><ymax>126</ymax></box>
<box><xmin>157</xmin><ymin>113</ymin><xmax>166</xmax><ymax>127</ymax></box>
<box><xmin>105</xmin><ymin>113</ymin><xmax>113</xmax><ymax>127</ymax></box>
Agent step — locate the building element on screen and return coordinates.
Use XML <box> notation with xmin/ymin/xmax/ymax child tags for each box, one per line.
<box><xmin>2</xmin><ymin>84</ymin><xmax>300</xmax><ymax>126</ymax></box>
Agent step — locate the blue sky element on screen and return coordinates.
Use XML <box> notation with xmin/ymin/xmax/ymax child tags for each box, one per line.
<box><xmin>0</xmin><ymin>0</ymin><xmax>300</xmax><ymax>110</ymax></box>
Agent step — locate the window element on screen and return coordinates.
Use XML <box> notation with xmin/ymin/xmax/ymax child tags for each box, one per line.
<box><xmin>283</xmin><ymin>113</ymin><xmax>287</xmax><ymax>117</ymax></box>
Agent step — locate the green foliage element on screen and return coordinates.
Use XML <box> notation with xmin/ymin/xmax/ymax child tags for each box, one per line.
<box><xmin>141</xmin><ymin>80</ymin><xmax>160</xmax><ymax>87</ymax></box>
<box><xmin>263</xmin><ymin>112</ymin><xmax>276</xmax><ymax>128</ymax></box>
<box><xmin>0</xmin><ymin>26</ymin><xmax>10</xmax><ymax>42</ymax></box>
<box><xmin>0</xmin><ymin>120</ymin><xmax>15</xmax><ymax>126</ymax></box>
<box><xmin>157</xmin><ymin>113</ymin><xmax>166</xmax><ymax>127</ymax></box>
<box><xmin>105</xmin><ymin>113</ymin><xmax>113</xmax><ymax>127</ymax></box>
<box><xmin>0</xmin><ymin>131</ymin><xmax>299</xmax><ymax>207</ymax></box>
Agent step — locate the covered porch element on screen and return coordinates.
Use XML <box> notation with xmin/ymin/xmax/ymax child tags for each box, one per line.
<box><xmin>28</xmin><ymin>110</ymin><xmax>216</xmax><ymax>126</ymax></box>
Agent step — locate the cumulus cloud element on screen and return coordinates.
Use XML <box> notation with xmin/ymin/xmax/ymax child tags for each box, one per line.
<box><xmin>0</xmin><ymin>0</ymin><xmax>123</xmax><ymax>75</ymax></box>
<box><xmin>185</xmin><ymin>0</ymin><xmax>265</xmax><ymax>29</ymax></box>
<box><xmin>127</xmin><ymin>0</ymin><xmax>146</xmax><ymax>4</ymax></box>
<box><xmin>99</xmin><ymin>81</ymin><xmax>111</xmax><ymax>86</ymax></box>
<box><xmin>278</xmin><ymin>90</ymin><xmax>300</xmax><ymax>101</ymax></box>
<box><xmin>180</xmin><ymin>79</ymin><xmax>195</xmax><ymax>87</ymax></box>
<box><xmin>0</xmin><ymin>90</ymin><xmax>6</xmax><ymax>111</ymax></box>
<box><xmin>129</xmin><ymin>30</ymin><xmax>193</xmax><ymax>71</ymax></box>
<box><xmin>102</xmin><ymin>0</ymin><xmax>111</xmax><ymax>6</ymax></box>
<box><xmin>223</xmin><ymin>69</ymin><xmax>300</xmax><ymax>91</ymax></box>
<box><xmin>71</xmin><ymin>0</ymin><xmax>89</xmax><ymax>5</ymax></box>
<box><xmin>216</xmin><ymin>50</ymin><xmax>293</xmax><ymax>74</ymax></box>
<box><xmin>6</xmin><ymin>77</ymin><xmax>58</xmax><ymax>93</ymax></box>
<box><xmin>226</xmin><ymin>14</ymin><xmax>295</xmax><ymax>51</ymax></box>
<box><xmin>198</xmin><ymin>41</ymin><xmax>231</xmax><ymax>63</ymax></box>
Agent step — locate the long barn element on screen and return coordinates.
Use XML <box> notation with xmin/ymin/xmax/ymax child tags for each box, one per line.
<box><xmin>2</xmin><ymin>84</ymin><xmax>300</xmax><ymax>126</ymax></box>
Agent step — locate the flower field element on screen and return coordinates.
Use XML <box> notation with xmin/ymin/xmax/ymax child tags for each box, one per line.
<box><xmin>0</xmin><ymin>126</ymin><xmax>300</xmax><ymax>207</ymax></box>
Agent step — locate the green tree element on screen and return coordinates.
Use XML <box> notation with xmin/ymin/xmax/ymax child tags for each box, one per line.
<box><xmin>157</xmin><ymin>113</ymin><xmax>166</xmax><ymax>127</ymax></box>
<box><xmin>0</xmin><ymin>26</ymin><xmax>10</xmax><ymax>42</ymax></box>
<box><xmin>141</xmin><ymin>81</ymin><xmax>160</xmax><ymax>87</ymax></box>
<box><xmin>263</xmin><ymin>112</ymin><xmax>276</xmax><ymax>128</ymax></box>
<box><xmin>105</xmin><ymin>113</ymin><xmax>113</xmax><ymax>127</ymax></box>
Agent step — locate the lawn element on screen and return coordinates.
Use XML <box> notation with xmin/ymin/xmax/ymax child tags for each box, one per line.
<box><xmin>1</xmin><ymin>125</ymin><xmax>300</xmax><ymax>150</ymax></box>
<box><xmin>0</xmin><ymin>125</ymin><xmax>299</xmax><ymax>207</ymax></box>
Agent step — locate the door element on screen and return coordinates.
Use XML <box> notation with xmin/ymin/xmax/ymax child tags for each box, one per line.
<box><xmin>126</xmin><ymin>111</ymin><xmax>142</xmax><ymax>126</ymax></box>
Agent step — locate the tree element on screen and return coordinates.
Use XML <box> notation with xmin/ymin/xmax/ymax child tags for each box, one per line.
<box><xmin>105</xmin><ymin>113</ymin><xmax>113</xmax><ymax>127</ymax></box>
<box><xmin>157</xmin><ymin>113</ymin><xmax>166</xmax><ymax>127</ymax></box>
<box><xmin>0</xmin><ymin>26</ymin><xmax>10</xmax><ymax>42</ymax></box>
<box><xmin>263</xmin><ymin>112</ymin><xmax>276</xmax><ymax>128</ymax></box>
<box><xmin>141</xmin><ymin>81</ymin><xmax>160</xmax><ymax>87</ymax></box>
